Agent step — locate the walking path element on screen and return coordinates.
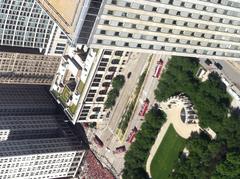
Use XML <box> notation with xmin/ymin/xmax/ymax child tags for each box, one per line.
<box><xmin>146</xmin><ymin>97</ymin><xmax>201</xmax><ymax>178</ymax></box>
<box><xmin>145</xmin><ymin>121</ymin><xmax>170</xmax><ymax>178</ymax></box>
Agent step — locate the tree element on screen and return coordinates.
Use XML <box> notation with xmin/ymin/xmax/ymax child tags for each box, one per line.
<box><xmin>122</xmin><ymin>108</ymin><xmax>167</xmax><ymax>179</ymax></box>
<box><xmin>112</xmin><ymin>75</ymin><xmax>125</xmax><ymax>90</ymax></box>
<box><xmin>104</xmin><ymin>88</ymin><xmax>119</xmax><ymax>109</ymax></box>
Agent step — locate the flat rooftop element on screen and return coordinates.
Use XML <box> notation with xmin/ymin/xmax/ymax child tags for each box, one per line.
<box><xmin>36</xmin><ymin>0</ymin><xmax>83</xmax><ymax>35</ymax></box>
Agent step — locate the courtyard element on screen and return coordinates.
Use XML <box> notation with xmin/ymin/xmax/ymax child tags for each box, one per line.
<box><xmin>146</xmin><ymin>94</ymin><xmax>201</xmax><ymax>178</ymax></box>
<box><xmin>150</xmin><ymin>124</ymin><xmax>185</xmax><ymax>179</ymax></box>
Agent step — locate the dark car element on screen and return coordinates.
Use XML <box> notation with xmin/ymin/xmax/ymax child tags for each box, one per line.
<box><xmin>113</xmin><ymin>145</ymin><xmax>126</xmax><ymax>154</ymax></box>
<box><xmin>127</xmin><ymin>72</ymin><xmax>132</xmax><ymax>79</ymax></box>
<box><xmin>214</xmin><ymin>62</ymin><xmax>223</xmax><ymax>70</ymax></box>
<box><xmin>205</xmin><ymin>59</ymin><xmax>212</xmax><ymax>66</ymax></box>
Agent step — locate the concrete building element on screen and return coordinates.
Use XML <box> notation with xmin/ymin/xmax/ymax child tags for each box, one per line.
<box><xmin>50</xmin><ymin>45</ymin><xmax>128</xmax><ymax>123</ymax></box>
<box><xmin>0</xmin><ymin>84</ymin><xmax>86</xmax><ymax>179</ymax></box>
<box><xmin>0</xmin><ymin>52</ymin><xmax>61</xmax><ymax>85</ymax></box>
<box><xmin>0</xmin><ymin>0</ymin><xmax>68</xmax><ymax>55</ymax></box>
<box><xmin>39</xmin><ymin>0</ymin><xmax>240</xmax><ymax>61</ymax></box>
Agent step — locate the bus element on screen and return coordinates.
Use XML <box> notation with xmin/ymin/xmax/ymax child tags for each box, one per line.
<box><xmin>139</xmin><ymin>98</ymin><xmax>150</xmax><ymax>116</ymax></box>
<box><xmin>126</xmin><ymin>127</ymin><xmax>138</xmax><ymax>143</ymax></box>
<box><xmin>153</xmin><ymin>59</ymin><xmax>163</xmax><ymax>78</ymax></box>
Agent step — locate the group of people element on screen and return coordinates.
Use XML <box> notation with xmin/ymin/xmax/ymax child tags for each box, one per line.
<box><xmin>80</xmin><ymin>151</ymin><xmax>115</xmax><ymax>179</ymax></box>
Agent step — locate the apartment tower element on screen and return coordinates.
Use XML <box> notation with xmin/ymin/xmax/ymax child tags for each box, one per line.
<box><xmin>0</xmin><ymin>84</ymin><xmax>86</xmax><ymax>179</ymax></box>
<box><xmin>38</xmin><ymin>0</ymin><xmax>240</xmax><ymax>61</ymax></box>
<box><xmin>0</xmin><ymin>0</ymin><xmax>68</xmax><ymax>55</ymax></box>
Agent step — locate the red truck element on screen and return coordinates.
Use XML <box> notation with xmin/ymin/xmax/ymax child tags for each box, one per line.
<box><xmin>153</xmin><ymin>59</ymin><xmax>163</xmax><ymax>78</ymax></box>
<box><xmin>139</xmin><ymin>98</ymin><xmax>150</xmax><ymax>116</ymax></box>
<box><xmin>126</xmin><ymin>127</ymin><xmax>138</xmax><ymax>143</ymax></box>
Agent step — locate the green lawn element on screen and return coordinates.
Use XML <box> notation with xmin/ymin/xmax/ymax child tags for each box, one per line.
<box><xmin>68</xmin><ymin>104</ymin><xmax>78</xmax><ymax>115</ymax></box>
<box><xmin>59</xmin><ymin>86</ymin><xmax>71</xmax><ymax>106</ymax></box>
<box><xmin>150</xmin><ymin>124</ymin><xmax>186</xmax><ymax>179</ymax></box>
<box><xmin>77</xmin><ymin>80</ymin><xmax>85</xmax><ymax>94</ymax></box>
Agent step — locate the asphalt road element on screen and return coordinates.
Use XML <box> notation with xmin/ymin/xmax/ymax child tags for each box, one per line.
<box><xmin>88</xmin><ymin>52</ymin><xmax>152</xmax><ymax>176</ymax></box>
<box><xmin>217</xmin><ymin>61</ymin><xmax>240</xmax><ymax>88</ymax></box>
<box><xmin>199</xmin><ymin>59</ymin><xmax>240</xmax><ymax>88</ymax></box>
<box><xmin>124</xmin><ymin>54</ymin><xmax>170</xmax><ymax>149</ymax></box>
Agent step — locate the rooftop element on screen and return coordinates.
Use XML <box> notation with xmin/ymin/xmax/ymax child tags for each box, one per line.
<box><xmin>36</xmin><ymin>0</ymin><xmax>83</xmax><ymax>35</ymax></box>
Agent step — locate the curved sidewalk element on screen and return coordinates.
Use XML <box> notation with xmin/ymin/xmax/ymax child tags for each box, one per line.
<box><xmin>145</xmin><ymin>100</ymin><xmax>200</xmax><ymax>178</ymax></box>
<box><xmin>145</xmin><ymin>121</ymin><xmax>170</xmax><ymax>178</ymax></box>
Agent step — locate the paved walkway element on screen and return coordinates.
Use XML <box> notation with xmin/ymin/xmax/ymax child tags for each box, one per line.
<box><xmin>145</xmin><ymin>99</ymin><xmax>200</xmax><ymax>178</ymax></box>
<box><xmin>145</xmin><ymin>121</ymin><xmax>170</xmax><ymax>178</ymax></box>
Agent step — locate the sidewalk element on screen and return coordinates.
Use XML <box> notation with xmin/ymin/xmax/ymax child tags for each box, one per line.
<box><xmin>145</xmin><ymin>121</ymin><xmax>170</xmax><ymax>178</ymax></box>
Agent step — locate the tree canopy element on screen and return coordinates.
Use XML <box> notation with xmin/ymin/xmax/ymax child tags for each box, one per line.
<box><xmin>104</xmin><ymin>75</ymin><xmax>125</xmax><ymax>109</ymax></box>
<box><xmin>154</xmin><ymin>56</ymin><xmax>240</xmax><ymax>178</ymax></box>
<box><xmin>123</xmin><ymin>107</ymin><xmax>166</xmax><ymax>179</ymax></box>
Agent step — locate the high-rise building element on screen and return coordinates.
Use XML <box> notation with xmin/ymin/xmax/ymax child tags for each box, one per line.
<box><xmin>38</xmin><ymin>0</ymin><xmax>240</xmax><ymax>60</ymax></box>
<box><xmin>50</xmin><ymin>45</ymin><xmax>129</xmax><ymax>123</ymax></box>
<box><xmin>0</xmin><ymin>52</ymin><xmax>61</xmax><ymax>85</ymax></box>
<box><xmin>0</xmin><ymin>0</ymin><xmax>68</xmax><ymax>55</ymax></box>
<box><xmin>0</xmin><ymin>84</ymin><xmax>86</xmax><ymax>179</ymax></box>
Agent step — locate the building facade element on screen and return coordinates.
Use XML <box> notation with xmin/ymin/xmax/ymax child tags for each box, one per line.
<box><xmin>0</xmin><ymin>52</ymin><xmax>61</xmax><ymax>85</ymax></box>
<box><xmin>50</xmin><ymin>45</ymin><xmax>129</xmax><ymax>123</ymax></box>
<box><xmin>93</xmin><ymin>0</ymin><xmax>240</xmax><ymax>60</ymax></box>
<box><xmin>77</xmin><ymin>50</ymin><xmax>129</xmax><ymax>123</ymax></box>
<box><xmin>0</xmin><ymin>0</ymin><xmax>68</xmax><ymax>55</ymax></box>
<box><xmin>75</xmin><ymin>0</ymin><xmax>240</xmax><ymax>61</ymax></box>
<box><xmin>0</xmin><ymin>84</ymin><xmax>86</xmax><ymax>179</ymax></box>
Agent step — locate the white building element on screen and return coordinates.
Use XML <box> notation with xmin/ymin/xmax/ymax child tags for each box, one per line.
<box><xmin>0</xmin><ymin>0</ymin><xmax>69</xmax><ymax>55</ymax></box>
<box><xmin>50</xmin><ymin>45</ymin><xmax>128</xmax><ymax>123</ymax></box>
<box><xmin>39</xmin><ymin>0</ymin><xmax>240</xmax><ymax>60</ymax></box>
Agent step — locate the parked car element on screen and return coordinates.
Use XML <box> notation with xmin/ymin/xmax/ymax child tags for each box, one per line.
<box><xmin>214</xmin><ymin>62</ymin><xmax>223</xmax><ymax>70</ymax></box>
<box><xmin>205</xmin><ymin>59</ymin><xmax>212</xmax><ymax>66</ymax></box>
<box><xmin>113</xmin><ymin>145</ymin><xmax>126</xmax><ymax>154</ymax></box>
<box><xmin>127</xmin><ymin>72</ymin><xmax>132</xmax><ymax>79</ymax></box>
<box><xmin>93</xmin><ymin>135</ymin><xmax>104</xmax><ymax>148</ymax></box>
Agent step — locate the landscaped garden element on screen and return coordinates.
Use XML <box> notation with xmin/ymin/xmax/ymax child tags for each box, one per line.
<box><xmin>123</xmin><ymin>56</ymin><xmax>240</xmax><ymax>179</ymax></box>
<box><xmin>150</xmin><ymin>124</ymin><xmax>186</xmax><ymax>179</ymax></box>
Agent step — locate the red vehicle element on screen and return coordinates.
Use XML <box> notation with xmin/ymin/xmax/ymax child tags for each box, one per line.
<box><xmin>93</xmin><ymin>135</ymin><xmax>104</xmax><ymax>148</ymax></box>
<box><xmin>126</xmin><ymin>127</ymin><xmax>138</xmax><ymax>143</ymax></box>
<box><xmin>153</xmin><ymin>59</ymin><xmax>163</xmax><ymax>78</ymax></box>
<box><xmin>139</xmin><ymin>98</ymin><xmax>150</xmax><ymax>116</ymax></box>
<box><xmin>113</xmin><ymin>145</ymin><xmax>126</xmax><ymax>154</ymax></box>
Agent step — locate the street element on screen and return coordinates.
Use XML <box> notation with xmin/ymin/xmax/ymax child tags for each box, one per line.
<box><xmin>86</xmin><ymin>53</ymin><xmax>170</xmax><ymax>177</ymax></box>
<box><xmin>199</xmin><ymin>59</ymin><xmax>240</xmax><ymax>88</ymax></box>
<box><xmin>124</xmin><ymin>54</ymin><xmax>170</xmax><ymax>150</ymax></box>
<box><xmin>86</xmin><ymin>52</ymin><xmax>151</xmax><ymax>176</ymax></box>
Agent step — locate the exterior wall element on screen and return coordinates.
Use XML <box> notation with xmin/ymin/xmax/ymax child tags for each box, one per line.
<box><xmin>0</xmin><ymin>84</ymin><xmax>86</xmax><ymax>179</ymax></box>
<box><xmin>77</xmin><ymin>49</ymin><xmax>129</xmax><ymax>123</ymax></box>
<box><xmin>50</xmin><ymin>46</ymin><xmax>128</xmax><ymax>123</ymax></box>
<box><xmin>0</xmin><ymin>0</ymin><xmax>68</xmax><ymax>55</ymax></box>
<box><xmin>0</xmin><ymin>150</ymin><xmax>85</xmax><ymax>179</ymax></box>
<box><xmin>83</xmin><ymin>0</ymin><xmax>240</xmax><ymax>60</ymax></box>
<box><xmin>0</xmin><ymin>85</ymin><xmax>57</xmax><ymax>116</ymax></box>
<box><xmin>0</xmin><ymin>52</ymin><xmax>61</xmax><ymax>85</ymax></box>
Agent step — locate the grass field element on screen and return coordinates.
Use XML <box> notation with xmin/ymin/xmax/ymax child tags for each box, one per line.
<box><xmin>150</xmin><ymin>124</ymin><xmax>186</xmax><ymax>179</ymax></box>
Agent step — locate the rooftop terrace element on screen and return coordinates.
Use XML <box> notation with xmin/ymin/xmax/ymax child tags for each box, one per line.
<box><xmin>36</xmin><ymin>0</ymin><xmax>83</xmax><ymax>35</ymax></box>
